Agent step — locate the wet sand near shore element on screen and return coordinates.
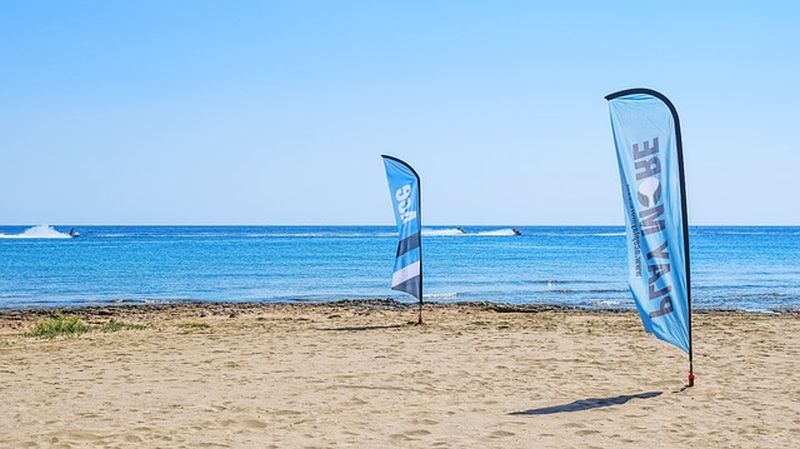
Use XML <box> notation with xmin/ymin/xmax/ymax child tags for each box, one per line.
<box><xmin>1</xmin><ymin>301</ymin><xmax>799</xmax><ymax>448</ymax></box>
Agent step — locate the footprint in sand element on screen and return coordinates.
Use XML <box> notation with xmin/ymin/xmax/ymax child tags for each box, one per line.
<box><xmin>389</xmin><ymin>429</ymin><xmax>432</xmax><ymax>441</ymax></box>
<box><xmin>389</xmin><ymin>433</ymin><xmax>414</xmax><ymax>442</ymax></box>
<box><xmin>413</xmin><ymin>418</ymin><xmax>438</xmax><ymax>425</ymax></box>
<box><xmin>489</xmin><ymin>430</ymin><xmax>516</xmax><ymax>438</ymax></box>
<box><xmin>240</xmin><ymin>418</ymin><xmax>268</xmax><ymax>429</ymax></box>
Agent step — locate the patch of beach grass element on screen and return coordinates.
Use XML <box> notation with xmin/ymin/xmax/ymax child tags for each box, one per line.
<box><xmin>27</xmin><ymin>313</ymin><xmax>91</xmax><ymax>338</ymax></box>
<box><xmin>98</xmin><ymin>320</ymin><xmax>147</xmax><ymax>333</ymax></box>
<box><xmin>177</xmin><ymin>321</ymin><xmax>211</xmax><ymax>330</ymax></box>
<box><xmin>27</xmin><ymin>314</ymin><xmax>147</xmax><ymax>338</ymax></box>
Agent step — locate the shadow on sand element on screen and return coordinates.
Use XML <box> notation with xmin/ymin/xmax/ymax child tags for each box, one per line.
<box><xmin>316</xmin><ymin>324</ymin><xmax>407</xmax><ymax>332</ymax></box>
<box><xmin>509</xmin><ymin>391</ymin><xmax>662</xmax><ymax>415</ymax></box>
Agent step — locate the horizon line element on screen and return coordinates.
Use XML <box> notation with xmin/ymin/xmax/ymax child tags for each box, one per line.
<box><xmin>2</xmin><ymin>223</ymin><xmax>799</xmax><ymax>227</ymax></box>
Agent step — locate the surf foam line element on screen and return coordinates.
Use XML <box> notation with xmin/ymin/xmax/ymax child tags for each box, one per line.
<box><xmin>423</xmin><ymin>292</ymin><xmax>458</xmax><ymax>299</ymax></box>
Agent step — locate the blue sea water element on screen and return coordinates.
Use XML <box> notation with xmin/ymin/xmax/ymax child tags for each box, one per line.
<box><xmin>0</xmin><ymin>225</ymin><xmax>798</xmax><ymax>311</ymax></box>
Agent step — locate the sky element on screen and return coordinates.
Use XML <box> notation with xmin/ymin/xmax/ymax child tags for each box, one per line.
<box><xmin>1</xmin><ymin>1</ymin><xmax>798</xmax><ymax>225</ymax></box>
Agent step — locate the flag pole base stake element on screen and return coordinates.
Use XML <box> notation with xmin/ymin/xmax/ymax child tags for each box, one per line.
<box><xmin>687</xmin><ymin>373</ymin><xmax>695</xmax><ymax>387</ymax></box>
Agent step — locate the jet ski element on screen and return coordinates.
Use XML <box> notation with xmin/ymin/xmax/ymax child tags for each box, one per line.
<box><xmin>68</xmin><ymin>228</ymin><xmax>80</xmax><ymax>238</ymax></box>
<box><xmin>511</xmin><ymin>228</ymin><xmax>522</xmax><ymax>236</ymax></box>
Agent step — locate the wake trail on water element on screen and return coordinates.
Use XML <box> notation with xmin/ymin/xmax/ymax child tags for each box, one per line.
<box><xmin>422</xmin><ymin>228</ymin><xmax>466</xmax><ymax>236</ymax></box>
<box><xmin>422</xmin><ymin>228</ymin><xmax>520</xmax><ymax>236</ymax></box>
<box><xmin>475</xmin><ymin>228</ymin><xmax>518</xmax><ymax>236</ymax></box>
<box><xmin>0</xmin><ymin>225</ymin><xmax>71</xmax><ymax>239</ymax></box>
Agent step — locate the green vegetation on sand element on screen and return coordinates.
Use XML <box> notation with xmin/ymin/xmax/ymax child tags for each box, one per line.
<box><xmin>27</xmin><ymin>313</ymin><xmax>91</xmax><ymax>338</ymax></box>
<box><xmin>27</xmin><ymin>313</ymin><xmax>147</xmax><ymax>338</ymax></box>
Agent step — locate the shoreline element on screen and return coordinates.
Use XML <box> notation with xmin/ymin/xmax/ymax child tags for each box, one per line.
<box><xmin>1</xmin><ymin>298</ymin><xmax>797</xmax><ymax>322</ymax></box>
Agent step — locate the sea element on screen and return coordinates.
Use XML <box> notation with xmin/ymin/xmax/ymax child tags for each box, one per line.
<box><xmin>1</xmin><ymin>225</ymin><xmax>798</xmax><ymax>312</ymax></box>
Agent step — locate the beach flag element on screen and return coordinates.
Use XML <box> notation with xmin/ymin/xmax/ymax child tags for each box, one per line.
<box><xmin>381</xmin><ymin>155</ymin><xmax>424</xmax><ymax>324</ymax></box>
<box><xmin>606</xmin><ymin>89</ymin><xmax>695</xmax><ymax>386</ymax></box>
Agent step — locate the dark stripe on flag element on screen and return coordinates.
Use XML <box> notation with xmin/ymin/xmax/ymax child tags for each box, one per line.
<box><xmin>395</xmin><ymin>232</ymin><xmax>421</xmax><ymax>257</ymax></box>
<box><xmin>392</xmin><ymin>275</ymin><xmax>421</xmax><ymax>300</ymax></box>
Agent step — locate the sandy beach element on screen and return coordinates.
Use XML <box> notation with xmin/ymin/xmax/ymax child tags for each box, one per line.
<box><xmin>1</xmin><ymin>301</ymin><xmax>799</xmax><ymax>448</ymax></box>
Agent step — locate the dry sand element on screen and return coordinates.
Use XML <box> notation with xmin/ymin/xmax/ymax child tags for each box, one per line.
<box><xmin>1</xmin><ymin>301</ymin><xmax>799</xmax><ymax>448</ymax></box>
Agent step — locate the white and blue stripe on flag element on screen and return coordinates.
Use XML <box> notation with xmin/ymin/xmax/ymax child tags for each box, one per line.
<box><xmin>607</xmin><ymin>90</ymin><xmax>692</xmax><ymax>354</ymax></box>
<box><xmin>382</xmin><ymin>155</ymin><xmax>422</xmax><ymax>300</ymax></box>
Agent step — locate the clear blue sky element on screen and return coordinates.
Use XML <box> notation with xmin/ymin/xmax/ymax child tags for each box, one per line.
<box><xmin>2</xmin><ymin>1</ymin><xmax>798</xmax><ymax>225</ymax></box>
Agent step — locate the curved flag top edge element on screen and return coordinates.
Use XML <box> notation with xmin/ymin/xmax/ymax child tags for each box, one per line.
<box><xmin>605</xmin><ymin>89</ymin><xmax>695</xmax><ymax>386</ymax></box>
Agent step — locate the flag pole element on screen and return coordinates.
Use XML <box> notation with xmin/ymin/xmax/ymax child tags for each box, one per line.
<box><xmin>381</xmin><ymin>154</ymin><xmax>424</xmax><ymax>326</ymax></box>
<box><xmin>671</xmin><ymin>95</ymin><xmax>695</xmax><ymax>388</ymax></box>
<box><xmin>640</xmin><ymin>89</ymin><xmax>695</xmax><ymax>387</ymax></box>
<box><xmin>417</xmin><ymin>163</ymin><xmax>424</xmax><ymax>325</ymax></box>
